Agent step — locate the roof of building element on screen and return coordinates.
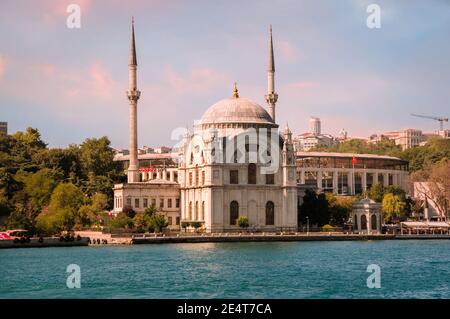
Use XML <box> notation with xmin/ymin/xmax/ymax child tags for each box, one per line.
<box><xmin>296</xmin><ymin>151</ymin><xmax>406</xmax><ymax>162</ymax></box>
<box><xmin>353</xmin><ymin>198</ymin><xmax>381</xmax><ymax>208</ymax></box>
<box><xmin>114</xmin><ymin>153</ymin><xmax>178</xmax><ymax>161</ymax></box>
<box><xmin>200</xmin><ymin>87</ymin><xmax>275</xmax><ymax>126</ymax></box>
<box><xmin>401</xmin><ymin>221</ymin><xmax>450</xmax><ymax>228</ymax></box>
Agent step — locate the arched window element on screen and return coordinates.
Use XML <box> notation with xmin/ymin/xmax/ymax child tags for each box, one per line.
<box><xmin>265</xmin><ymin>201</ymin><xmax>275</xmax><ymax>225</ymax></box>
<box><xmin>230</xmin><ymin>201</ymin><xmax>239</xmax><ymax>225</ymax></box>
<box><xmin>188</xmin><ymin>202</ymin><xmax>192</xmax><ymax>220</ymax></box>
<box><xmin>361</xmin><ymin>215</ymin><xmax>367</xmax><ymax>230</ymax></box>
<box><xmin>195</xmin><ymin>201</ymin><xmax>198</xmax><ymax>220</ymax></box>
<box><xmin>201</xmin><ymin>201</ymin><xmax>205</xmax><ymax>221</ymax></box>
<box><xmin>190</xmin><ymin>152</ymin><xmax>194</xmax><ymax>165</ymax></box>
<box><xmin>248</xmin><ymin>163</ymin><xmax>256</xmax><ymax>184</ymax></box>
<box><xmin>371</xmin><ymin>214</ymin><xmax>377</xmax><ymax>230</ymax></box>
<box><xmin>354</xmin><ymin>214</ymin><xmax>358</xmax><ymax>230</ymax></box>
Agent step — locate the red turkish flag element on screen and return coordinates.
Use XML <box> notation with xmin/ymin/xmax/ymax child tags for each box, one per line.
<box><xmin>352</xmin><ymin>156</ymin><xmax>358</xmax><ymax>165</ymax></box>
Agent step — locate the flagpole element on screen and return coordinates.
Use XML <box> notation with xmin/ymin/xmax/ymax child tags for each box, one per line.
<box><xmin>352</xmin><ymin>155</ymin><xmax>356</xmax><ymax>196</ymax></box>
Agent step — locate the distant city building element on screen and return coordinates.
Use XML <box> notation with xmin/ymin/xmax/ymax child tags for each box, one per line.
<box><xmin>337</xmin><ymin>128</ymin><xmax>348</xmax><ymax>142</ymax></box>
<box><xmin>0</xmin><ymin>122</ymin><xmax>7</xmax><ymax>135</ymax></box>
<box><xmin>139</xmin><ymin>145</ymin><xmax>154</xmax><ymax>154</ymax></box>
<box><xmin>294</xmin><ymin>133</ymin><xmax>335</xmax><ymax>151</ymax></box>
<box><xmin>154</xmin><ymin>146</ymin><xmax>172</xmax><ymax>154</ymax></box>
<box><xmin>293</xmin><ymin>117</ymin><xmax>336</xmax><ymax>151</ymax></box>
<box><xmin>437</xmin><ymin>129</ymin><xmax>450</xmax><ymax>139</ymax></box>
<box><xmin>369</xmin><ymin>129</ymin><xmax>424</xmax><ymax>150</ymax></box>
<box><xmin>309</xmin><ymin>117</ymin><xmax>321</xmax><ymax>136</ymax></box>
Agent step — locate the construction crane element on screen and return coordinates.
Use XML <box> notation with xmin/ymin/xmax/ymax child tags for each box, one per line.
<box><xmin>411</xmin><ymin>114</ymin><xmax>448</xmax><ymax>131</ymax></box>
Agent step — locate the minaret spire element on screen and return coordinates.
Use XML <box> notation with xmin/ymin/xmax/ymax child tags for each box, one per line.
<box><xmin>265</xmin><ymin>25</ymin><xmax>278</xmax><ymax>123</ymax></box>
<box><xmin>127</xmin><ymin>17</ymin><xmax>141</xmax><ymax>183</ymax></box>
<box><xmin>129</xmin><ymin>16</ymin><xmax>137</xmax><ymax>67</ymax></box>
<box><xmin>268</xmin><ymin>25</ymin><xmax>275</xmax><ymax>73</ymax></box>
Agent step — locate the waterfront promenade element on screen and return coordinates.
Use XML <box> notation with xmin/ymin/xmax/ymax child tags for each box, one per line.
<box><xmin>76</xmin><ymin>231</ymin><xmax>450</xmax><ymax>246</ymax></box>
<box><xmin>3</xmin><ymin>232</ymin><xmax>449</xmax><ymax>249</ymax></box>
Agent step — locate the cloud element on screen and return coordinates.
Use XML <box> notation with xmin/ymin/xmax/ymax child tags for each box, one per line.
<box><xmin>278</xmin><ymin>40</ymin><xmax>298</xmax><ymax>62</ymax></box>
<box><xmin>43</xmin><ymin>0</ymin><xmax>92</xmax><ymax>20</ymax></box>
<box><xmin>89</xmin><ymin>62</ymin><xmax>117</xmax><ymax>98</ymax></box>
<box><xmin>163</xmin><ymin>65</ymin><xmax>229</xmax><ymax>95</ymax></box>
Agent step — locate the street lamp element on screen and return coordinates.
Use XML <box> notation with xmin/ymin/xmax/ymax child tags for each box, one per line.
<box><xmin>306</xmin><ymin>216</ymin><xmax>309</xmax><ymax>236</ymax></box>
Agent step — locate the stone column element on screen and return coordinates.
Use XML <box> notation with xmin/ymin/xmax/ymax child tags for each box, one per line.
<box><xmin>317</xmin><ymin>170</ymin><xmax>322</xmax><ymax>191</ymax></box>
<box><xmin>300</xmin><ymin>170</ymin><xmax>305</xmax><ymax>184</ymax></box>
<box><xmin>362</xmin><ymin>171</ymin><xmax>367</xmax><ymax>192</ymax></box>
<box><xmin>333</xmin><ymin>171</ymin><xmax>339</xmax><ymax>194</ymax></box>
<box><xmin>347</xmin><ymin>171</ymin><xmax>353</xmax><ymax>195</ymax></box>
<box><xmin>393</xmin><ymin>173</ymin><xmax>399</xmax><ymax>186</ymax></box>
<box><xmin>383</xmin><ymin>172</ymin><xmax>389</xmax><ymax>187</ymax></box>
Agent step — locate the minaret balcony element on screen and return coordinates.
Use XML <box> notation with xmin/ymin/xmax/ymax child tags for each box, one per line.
<box><xmin>127</xmin><ymin>89</ymin><xmax>141</xmax><ymax>101</ymax></box>
<box><xmin>265</xmin><ymin>92</ymin><xmax>278</xmax><ymax>104</ymax></box>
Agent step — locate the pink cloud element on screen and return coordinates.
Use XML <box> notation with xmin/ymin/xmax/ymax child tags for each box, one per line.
<box><xmin>278</xmin><ymin>40</ymin><xmax>298</xmax><ymax>62</ymax></box>
<box><xmin>31</xmin><ymin>63</ymin><xmax>56</xmax><ymax>77</ymax></box>
<box><xmin>89</xmin><ymin>62</ymin><xmax>116</xmax><ymax>98</ymax></box>
<box><xmin>164</xmin><ymin>65</ymin><xmax>229</xmax><ymax>94</ymax></box>
<box><xmin>44</xmin><ymin>0</ymin><xmax>92</xmax><ymax>19</ymax></box>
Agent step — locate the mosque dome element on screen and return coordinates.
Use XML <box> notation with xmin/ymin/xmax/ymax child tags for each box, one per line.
<box><xmin>200</xmin><ymin>84</ymin><xmax>276</xmax><ymax>126</ymax></box>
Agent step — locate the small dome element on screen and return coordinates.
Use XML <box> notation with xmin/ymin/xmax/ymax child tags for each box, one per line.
<box><xmin>201</xmin><ymin>97</ymin><xmax>275</xmax><ymax>125</ymax></box>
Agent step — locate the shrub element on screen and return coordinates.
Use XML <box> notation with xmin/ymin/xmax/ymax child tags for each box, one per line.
<box><xmin>321</xmin><ymin>224</ymin><xmax>334</xmax><ymax>232</ymax></box>
<box><xmin>237</xmin><ymin>216</ymin><xmax>249</xmax><ymax>228</ymax></box>
<box><xmin>109</xmin><ymin>212</ymin><xmax>133</xmax><ymax>229</ymax></box>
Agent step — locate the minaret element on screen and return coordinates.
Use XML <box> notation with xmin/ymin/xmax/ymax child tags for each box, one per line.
<box><xmin>127</xmin><ymin>17</ymin><xmax>141</xmax><ymax>183</ymax></box>
<box><xmin>265</xmin><ymin>25</ymin><xmax>278</xmax><ymax>123</ymax></box>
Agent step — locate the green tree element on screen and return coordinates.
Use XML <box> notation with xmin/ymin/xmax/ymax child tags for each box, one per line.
<box><xmin>133</xmin><ymin>211</ymin><xmax>154</xmax><ymax>233</ymax></box>
<box><xmin>313</xmin><ymin>136</ymin><xmax>401</xmax><ymax>157</ymax></box>
<box><xmin>382</xmin><ymin>193</ymin><xmax>407</xmax><ymax>223</ymax></box>
<box><xmin>32</xmin><ymin>147</ymin><xmax>82</xmax><ymax>182</ymax></box>
<box><xmin>35</xmin><ymin>183</ymin><xmax>84</xmax><ymax>235</ymax></box>
<box><xmin>151</xmin><ymin>213</ymin><xmax>168</xmax><ymax>232</ymax></box>
<box><xmin>401</xmin><ymin>138</ymin><xmax>450</xmax><ymax>172</ymax></box>
<box><xmin>327</xmin><ymin>193</ymin><xmax>355</xmax><ymax>226</ymax></box>
<box><xmin>366</xmin><ymin>183</ymin><xmax>384</xmax><ymax>202</ymax></box>
<box><xmin>21</xmin><ymin>168</ymin><xmax>61</xmax><ymax>212</ymax></box>
<box><xmin>77</xmin><ymin>193</ymin><xmax>109</xmax><ymax>227</ymax></box>
<box><xmin>79</xmin><ymin>137</ymin><xmax>117</xmax><ymax>176</ymax></box>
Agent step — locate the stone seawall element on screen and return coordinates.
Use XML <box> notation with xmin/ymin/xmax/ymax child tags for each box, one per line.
<box><xmin>0</xmin><ymin>237</ymin><xmax>89</xmax><ymax>249</ymax></box>
<box><xmin>132</xmin><ymin>234</ymin><xmax>397</xmax><ymax>244</ymax></box>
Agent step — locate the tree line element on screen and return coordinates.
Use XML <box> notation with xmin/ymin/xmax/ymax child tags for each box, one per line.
<box><xmin>0</xmin><ymin>127</ymin><xmax>126</xmax><ymax>234</ymax></box>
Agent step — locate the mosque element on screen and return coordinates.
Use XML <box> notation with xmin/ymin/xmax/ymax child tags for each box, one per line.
<box><xmin>113</xmin><ymin>19</ymin><xmax>299</xmax><ymax>232</ymax></box>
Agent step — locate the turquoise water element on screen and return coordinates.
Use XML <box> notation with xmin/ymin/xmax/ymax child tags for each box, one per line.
<box><xmin>1</xmin><ymin>240</ymin><xmax>450</xmax><ymax>298</ymax></box>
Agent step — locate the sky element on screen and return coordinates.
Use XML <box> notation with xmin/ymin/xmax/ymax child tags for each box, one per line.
<box><xmin>0</xmin><ymin>0</ymin><xmax>449</xmax><ymax>149</ymax></box>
